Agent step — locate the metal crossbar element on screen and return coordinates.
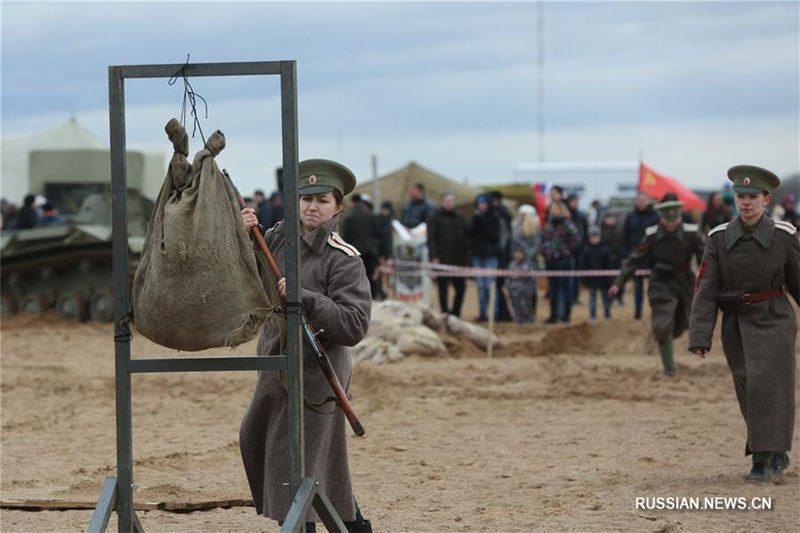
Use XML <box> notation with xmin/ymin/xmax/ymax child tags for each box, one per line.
<box><xmin>99</xmin><ymin>59</ymin><xmax>331</xmax><ymax>533</ymax></box>
<box><xmin>128</xmin><ymin>356</ymin><xmax>287</xmax><ymax>373</ymax></box>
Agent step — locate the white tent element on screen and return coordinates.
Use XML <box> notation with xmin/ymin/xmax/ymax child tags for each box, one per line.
<box><xmin>1</xmin><ymin>116</ymin><xmax>165</xmax><ymax>205</ymax></box>
<box><xmin>1</xmin><ymin>117</ymin><xmax>105</xmax><ymax>204</ymax></box>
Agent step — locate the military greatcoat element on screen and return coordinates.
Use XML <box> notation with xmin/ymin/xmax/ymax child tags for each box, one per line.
<box><xmin>239</xmin><ymin>213</ymin><xmax>371</xmax><ymax>522</ymax></box>
<box><xmin>614</xmin><ymin>222</ymin><xmax>706</xmax><ymax>342</ymax></box>
<box><xmin>689</xmin><ymin>216</ymin><xmax>800</xmax><ymax>453</ymax></box>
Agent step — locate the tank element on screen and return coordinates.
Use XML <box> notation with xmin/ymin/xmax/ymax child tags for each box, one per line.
<box><xmin>1</xmin><ymin>188</ymin><xmax>152</xmax><ymax>321</ymax></box>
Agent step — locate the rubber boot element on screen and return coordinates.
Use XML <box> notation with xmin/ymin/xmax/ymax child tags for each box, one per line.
<box><xmin>658</xmin><ymin>336</ymin><xmax>676</xmax><ymax>376</ymax></box>
<box><xmin>770</xmin><ymin>451</ymin><xmax>790</xmax><ymax>477</ymax></box>
<box><xmin>747</xmin><ymin>452</ymin><xmax>771</xmax><ymax>482</ymax></box>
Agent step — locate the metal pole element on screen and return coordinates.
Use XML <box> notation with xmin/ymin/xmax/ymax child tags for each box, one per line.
<box><xmin>371</xmin><ymin>154</ymin><xmax>379</xmax><ymax>213</ymax></box>
<box><xmin>537</xmin><ymin>0</ymin><xmax>545</xmax><ymax>163</ymax></box>
<box><xmin>108</xmin><ymin>66</ymin><xmax>134</xmax><ymax>533</ymax></box>
<box><xmin>280</xmin><ymin>60</ymin><xmax>304</xmax><ymax>495</ymax></box>
<box><xmin>487</xmin><ymin>279</ymin><xmax>496</xmax><ymax>358</ymax></box>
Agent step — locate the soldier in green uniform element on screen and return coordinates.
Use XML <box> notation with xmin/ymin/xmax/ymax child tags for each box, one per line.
<box><xmin>689</xmin><ymin>165</ymin><xmax>800</xmax><ymax>482</ymax></box>
<box><xmin>239</xmin><ymin>159</ymin><xmax>374</xmax><ymax>532</ymax></box>
<box><xmin>609</xmin><ymin>194</ymin><xmax>705</xmax><ymax>375</ymax></box>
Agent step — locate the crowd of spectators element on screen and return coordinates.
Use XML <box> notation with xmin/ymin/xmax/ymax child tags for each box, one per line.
<box><xmin>351</xmin><ymin>180</ymin><xmax>800</xmax><ymax>326</ymax></box>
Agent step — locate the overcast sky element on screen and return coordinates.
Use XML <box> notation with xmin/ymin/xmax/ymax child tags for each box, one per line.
<box><xmin>2</xmin><ymin>1</ymin><xmax>798</xmax><ymax>196</ymax></box>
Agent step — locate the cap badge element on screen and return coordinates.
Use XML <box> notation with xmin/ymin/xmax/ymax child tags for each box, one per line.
<box><xmin>743</xmin><ymin>177</ymin><xmax>750</xmax><ymax>186</ymax></box>
<box><xmin>309</xmin><ymin>175</ymin><xmax>317</xmax><ymax>185</ymax></box>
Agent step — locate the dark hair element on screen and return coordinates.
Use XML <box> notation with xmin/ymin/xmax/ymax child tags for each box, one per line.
<box><xmin>551</xmin><ymin>185</ymin><xmax>564</xmax><ymax>195</ymax></box>
<box><xmin>42</xmin><ymin>202</ymin><xmax>55</xmax><ymax>211</ymax></box>
<box><xmin>254</xmin><ymin>189</ymin><xmax>265</xmax><ymax>197</ymax></box>
<box><xmin>413</xmin><ymin>182</ymin><xmax>425</xmax><ymax>193</ymax></box>
<box><xmin>24</xmin><ymin>194</ymin><xmax>36</xmax><ymax>207</ymax></box>
<box><xmin>705</xmin><ymin>191</ymin><xmax>722</xmax><ymax>211</ymax></box>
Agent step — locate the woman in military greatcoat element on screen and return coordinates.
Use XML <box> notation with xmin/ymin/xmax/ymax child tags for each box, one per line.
<box><xmin>689</xmin><ymin>165</ymin><xmax>800</xmax><ymax>482</ymax></box>
<box><xmin>609</xmin><ymin>194</ymin><xmax>706</xmax><ymax>375</ymax></box>
<box><xmin>239</xmin><ymin>159</ymin><xmax>373</xmax><ymax>531</ymax></box>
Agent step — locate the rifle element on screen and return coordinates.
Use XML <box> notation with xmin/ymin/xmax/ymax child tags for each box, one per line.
<box><xmin>223</xmin><ymin>169</ymin><xmax>365</xmax><ymax>437</ymax></box>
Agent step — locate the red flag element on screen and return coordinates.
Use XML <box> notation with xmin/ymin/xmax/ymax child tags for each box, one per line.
<box><xmin>531</xmin><ymin>182</ymin><xmax>548</xmax><ymax>227</ymax></box>
<box><xmin>638</xmin><ymin>162</ymin><xmax>705</xmax><ymax>211</ymax></box>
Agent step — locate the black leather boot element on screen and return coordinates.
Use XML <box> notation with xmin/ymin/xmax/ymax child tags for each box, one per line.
<box><xmin>770</xmin><ymin>452</ymin><xmax>790</xmax><ymax>477</ymax></box>
<box><xmin>746</xmin><ymin>452</ymin><xmax>771</xmax><ymax>482</ymax></box>
<box><xmin>344</xmin><ymin>502</ymin><xmax>373</xmax><ymax>533</ymax></box>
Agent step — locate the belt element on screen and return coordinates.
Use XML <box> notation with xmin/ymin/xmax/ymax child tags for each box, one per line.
<box><xmin>743</xmin><ymin>287</ymin><xmax>784</xmax><ymax>304</ymax></box>
<box><xmin>654</xmin><ymin>263</ymin><xmax>690</xmax><ymax>274</ymax></box>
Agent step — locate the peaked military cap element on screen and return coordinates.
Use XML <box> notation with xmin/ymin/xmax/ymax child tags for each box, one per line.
<box><xmin>727</xmin><ymin>165</ymin><xmax>780</xmax><ymax>194</ymax></box>
<box><xmin>653</xmin><ymin>200</ymin><xmax>684</xmax><ymax>222</ymax></box>
<box><xmin>298</xmin><ymin>159</ymin><xmax>356</xmax><ymax>196</ymax></box>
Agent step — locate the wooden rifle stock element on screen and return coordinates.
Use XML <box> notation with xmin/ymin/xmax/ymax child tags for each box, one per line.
<box><xmin>223</xmin><ymin>170</ymin><xmax>365</xmax><ymax>437</ymax></box>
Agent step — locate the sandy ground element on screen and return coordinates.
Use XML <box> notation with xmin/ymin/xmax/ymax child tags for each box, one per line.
<box><xmin>2</xmin><ymin>282</ymin><xmax>799</xmax><ymax>532</ymax></box>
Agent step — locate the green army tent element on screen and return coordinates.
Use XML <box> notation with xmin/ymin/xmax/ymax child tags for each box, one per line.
<box><xmin>351</xmin><ymin>161</ymin><xmax>485</xmax><ymax>216</ymax></box>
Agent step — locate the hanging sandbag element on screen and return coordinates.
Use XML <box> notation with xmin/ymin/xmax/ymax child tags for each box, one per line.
<box><xmin>131</xmin><ymin>118</ymin><xmax>271</xmax><ymax>351</ymax></box>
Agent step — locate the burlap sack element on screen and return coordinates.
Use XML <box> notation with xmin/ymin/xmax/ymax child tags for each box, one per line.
<box><xmin>132</xmin><ymin>119</ymin><xmax>271</xmax><ymax>351</ymax></box>
<box><xmin>397</xmin><ymin>325</ymin><xmax>447</xmax><ymax>357</ymax></box>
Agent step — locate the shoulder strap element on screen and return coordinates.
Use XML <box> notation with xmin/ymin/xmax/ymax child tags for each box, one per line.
<box><xmin>775</xmin><ymin>220</ymin><xmax>798</xmax><ymax>235</ymax></box>
<box><xmin>327</xmin><ymin>231</ymin><xmax>361</xmax><ymax>256</ymax></box>
<box><xmin>708</xmin><ymin>222</ymin><xmax>729</xmax><ymax>237</ymax></box>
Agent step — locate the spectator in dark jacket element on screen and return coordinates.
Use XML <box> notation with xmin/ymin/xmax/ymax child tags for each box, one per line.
<box><xmin>468</xmin><ymin>194</ymin><xmax>502</xmax><ymax>322</ymax></box>
<box><xmin>265</xmin><ymin>191</ymin><xmax>284</xmax><ymax>228</ymax></box>
<box><xmin>579</xmin><ymin>225</ymin><xmax>613</xmax><ymax>322</ymax></box>
<box><xmin>623</xmin><ymin>192</ymin><xmax>659</xmax><ymax>319</ymax></box>
<box><xmin>567</xmin><ymin>194</ymin><xmax>588</xmax><ymax>305</ymax></box>
<box><xmin>254</xmin><ymin>190</ymin><xmax>268</xmax><ymax>226</ymax></box>
<box><xmin>540</xmin><ymin>201</ymin><xmax>580</xmax><ymax>323</ymax></box>
<box><xmin>427</xmin><ymin>191</ymin><xmax>470</xmax><ymax>317</ymax></box>
<box><xmin>400</xmin><ymin>182</ymin><xmax>435</xmax><ymax>229</ymax></box>
<box><xmin>375</xmin><ymin>200</ymin><xmax>395</xmax><ymax>300</ymax></box>
<box><xmin>377</xmin><ymin>200</ymin><xmax>394</xmax><ymax>261</ymax></box>
<box><xmin>490</xmin><ymin>191</ymin><xmax>513</xmax><ymax>322</ymax></box>
<box><xmin>16</xmin><ymin>194</ymin><xmax>39</xmax><ymax>229</ymax></box>
<box><xmin>600</xmin><ymin>212</ymin><xmax>624</xmax><ymax>304</ymax></box>
<box><xmin>341</xmin><ymin>194</ymin><xmax>382</xmax><ymax>299</ymax></box>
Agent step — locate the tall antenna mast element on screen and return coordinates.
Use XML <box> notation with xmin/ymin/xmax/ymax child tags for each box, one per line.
<box><xmin>537</xmin><ymin>1</ymin><xmax>545</xmax><ymax>163</ymax></box>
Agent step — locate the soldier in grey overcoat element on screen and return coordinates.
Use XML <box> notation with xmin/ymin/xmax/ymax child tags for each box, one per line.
<box><xmin>609</xmin><ymin>195</ymin><xmax>705</xmax><ymax>375</ymax></box>
<box><xmin>690</xmin><ymin>165</ymin><xmax>800</xmax><ymax>482</ymax></box>
<box><xmin>239</xmin><ymin>159</ymin><xmax>373</xmax><ymax>531</ymax></box>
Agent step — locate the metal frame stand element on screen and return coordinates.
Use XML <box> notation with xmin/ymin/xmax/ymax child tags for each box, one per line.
<box><xmin>89</xmin><ymin>61</ymin><xmax>346</xmax><ymax>533</ymax></box>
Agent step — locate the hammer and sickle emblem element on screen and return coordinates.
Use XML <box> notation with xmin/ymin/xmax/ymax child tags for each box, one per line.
<box><xmin>643</xmin><ymin>171</ymin><xmax>657</xmax><ymax>186</ymax></box>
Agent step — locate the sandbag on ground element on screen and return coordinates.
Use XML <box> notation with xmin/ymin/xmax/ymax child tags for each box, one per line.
<box><xmin>132</xmin><ymin>119</ymin><xmax>271</xmax><ymax>351</ymax></box>
<box><xmin>353</xmin><ymin>300</ymin><xmax>497</xmax><ymax>364</ymax></box>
